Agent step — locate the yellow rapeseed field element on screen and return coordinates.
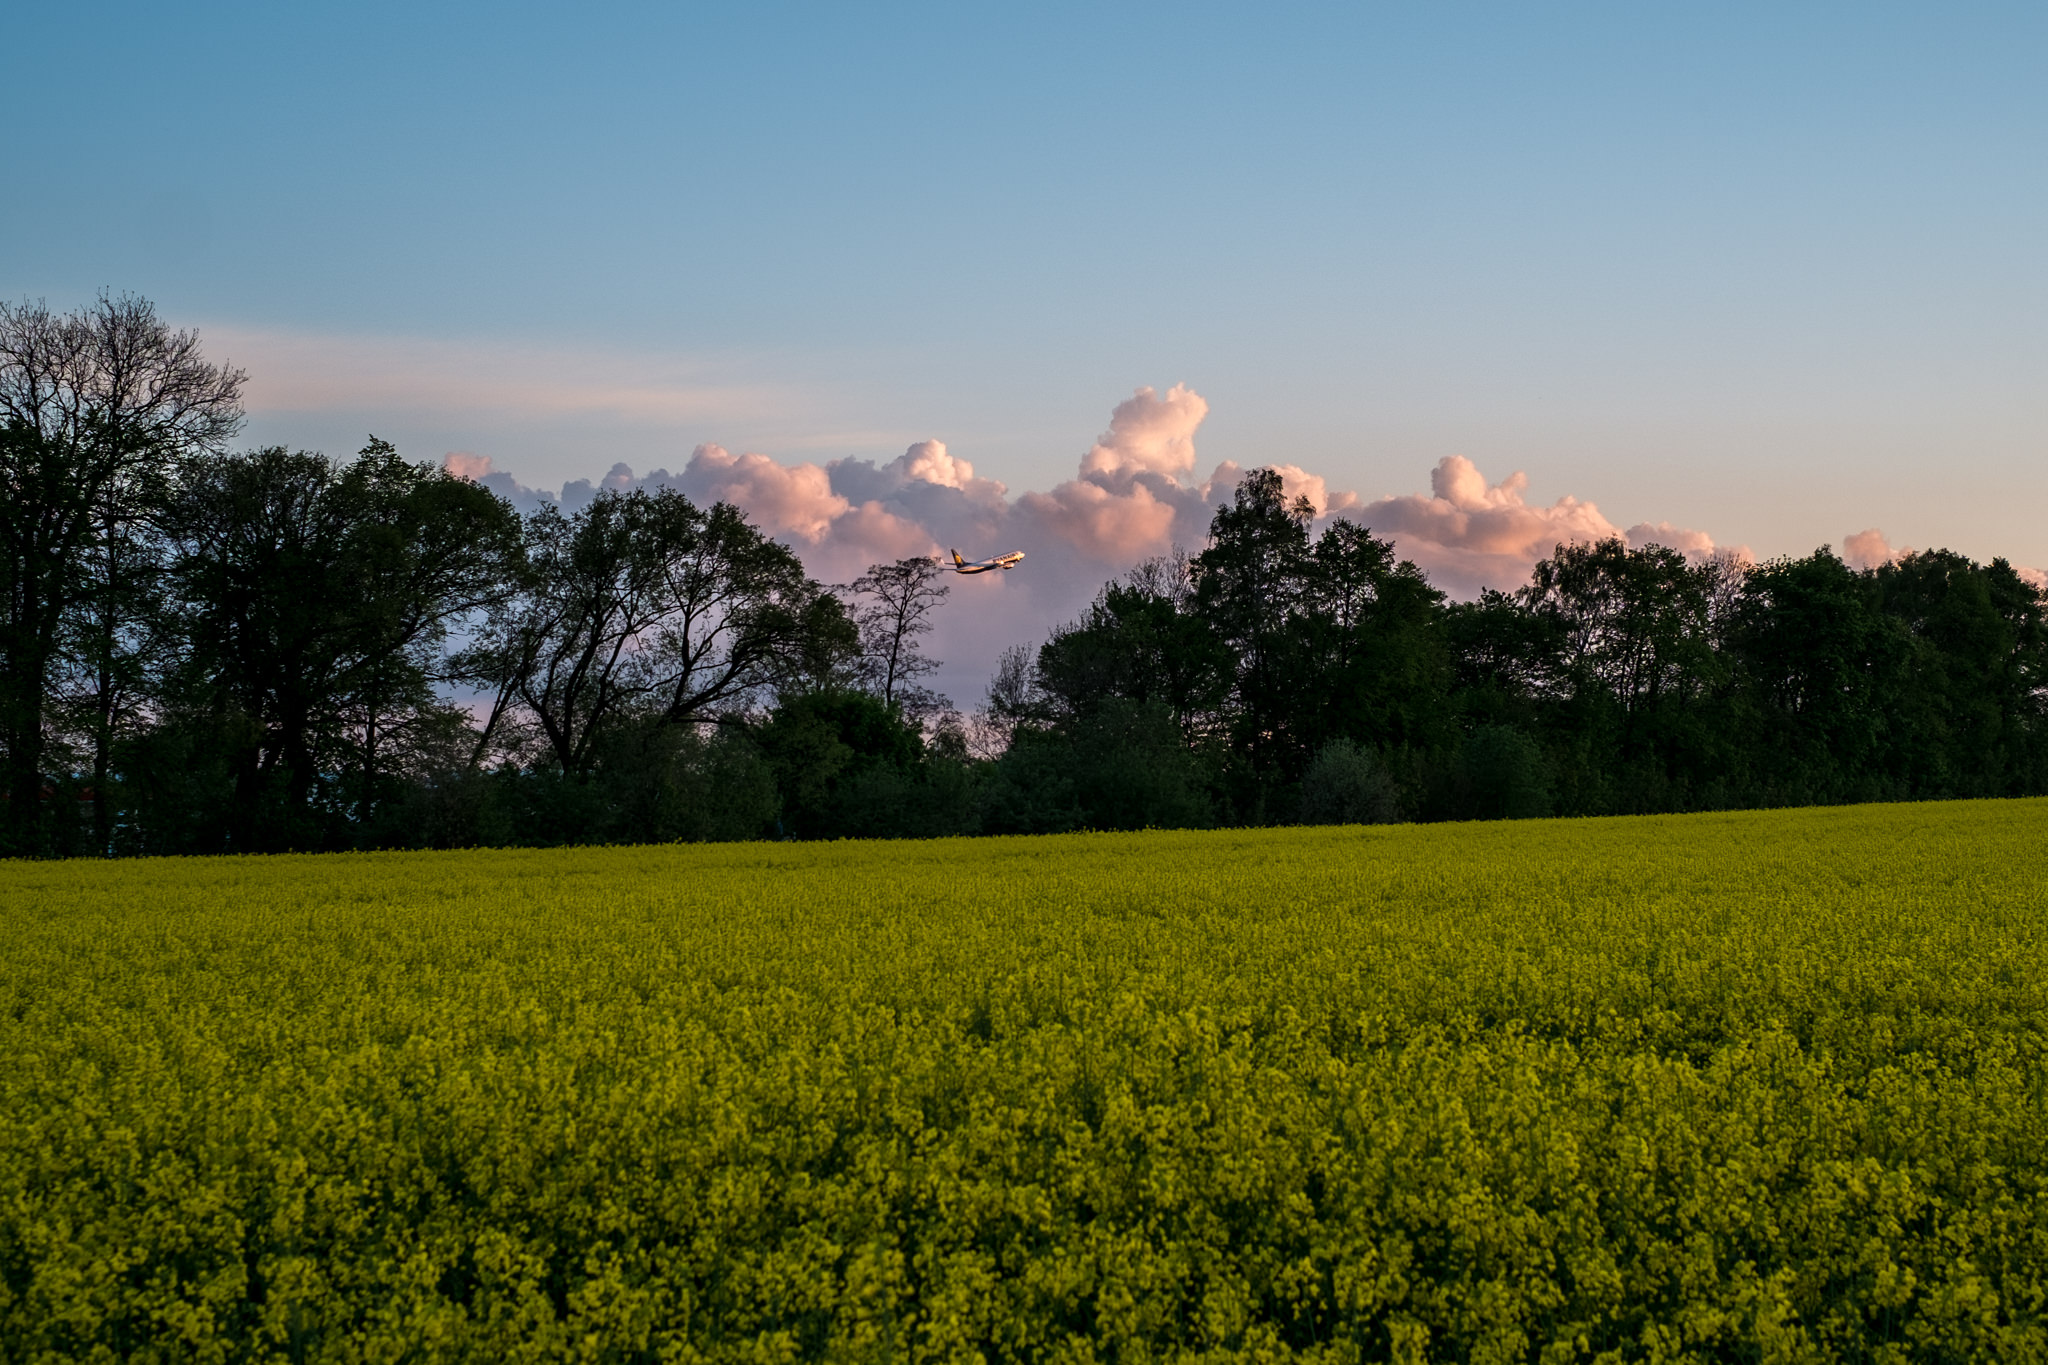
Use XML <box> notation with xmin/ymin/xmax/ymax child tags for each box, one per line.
<box><xmin>4</xmin><ymin>801</ymin><xmax>2046</xmax><ymax>1362</ymax></box>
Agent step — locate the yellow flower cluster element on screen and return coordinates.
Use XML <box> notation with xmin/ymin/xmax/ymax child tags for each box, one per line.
<box><xmin>3</xmin><ymin>802</ymin><xmax>2045</xmax><ymax>1360</ymax></box>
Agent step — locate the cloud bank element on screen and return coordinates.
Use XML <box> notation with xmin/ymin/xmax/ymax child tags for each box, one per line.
<box><xmin>447</xmin><ymin>384</ymin><xmax>1743</xmax><ymax>701</ymax></box>
<box><xmin>1842</xmin><ymin>526</ymin><xmax>2046</xmax><ymax>590</ymax></box>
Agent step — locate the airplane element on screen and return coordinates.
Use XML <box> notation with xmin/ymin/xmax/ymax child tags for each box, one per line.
<box><xmin>949</xmin><ymin>548</ymin><xmax>1026</xmax><ymax>574</ymax></box>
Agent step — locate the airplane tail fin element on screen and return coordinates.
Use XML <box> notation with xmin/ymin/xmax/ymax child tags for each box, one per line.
<box><xmin>950</xmin><ymin>549</ymin><xmax>965</xmax><ymax>566</ymax></box>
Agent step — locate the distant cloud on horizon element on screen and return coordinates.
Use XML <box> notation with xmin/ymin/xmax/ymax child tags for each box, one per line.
<box><xmin>446</xmin><ymin>384</ymin><xmax>1751</xmax><ymax>703</ymax></box>
<box><xmin>1842</xmin><ymin>526</ymin><xmax>1914</xmax><ymax>572</ymax></box>
<box><xmin>1841</xmin><ymin>526</ymin><xmax>2047</xmax><ymax>590</ymax></box>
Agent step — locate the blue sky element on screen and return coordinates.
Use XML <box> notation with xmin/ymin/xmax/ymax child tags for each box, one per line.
<box><xmin>8</xmin><ymin>2</ymin><xmax>2046</xmax><ymax>656</ymax></box>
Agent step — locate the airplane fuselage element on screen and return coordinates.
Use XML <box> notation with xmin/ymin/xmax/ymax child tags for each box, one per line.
<box><xmin>950</xmin><ymin>549</ymin><xmax>1025</xmax><ymax>574</ymax></box>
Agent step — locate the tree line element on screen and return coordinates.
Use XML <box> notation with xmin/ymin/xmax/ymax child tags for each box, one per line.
<box><xmin>5</xmin><ymin>295</ymin><xmax>2045</xmax><ymax>856</ymax></box>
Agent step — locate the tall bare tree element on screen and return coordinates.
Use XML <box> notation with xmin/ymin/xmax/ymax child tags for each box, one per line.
<box><xmin>845</xmin><ymin>555</ymin><xmax>950</xmax><ymax>717</ymax></box>
<box><xmin>0</xmin><ymin>295</ymin><xmax>243</xmax><ymax>853</ymax></box>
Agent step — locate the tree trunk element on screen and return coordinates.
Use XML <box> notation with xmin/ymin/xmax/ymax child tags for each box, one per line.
<box><xmin>1</xmin><ymin>637</ymin><xmax>53</xmax><ymax>857</ymax></box>
<box><xmin>92</xmin><ymin>656</ymin><xmax>115</xmax><ymax>856</ymax></box>
<box><xmin>361</xmin><ymin>695</ymin><xmax>380</xmax><ymax>841</ymax></box>
<box><xmin>5</xmin><ymin>710</ymin><xmax>45</xmax><ymax>857</ymax></box>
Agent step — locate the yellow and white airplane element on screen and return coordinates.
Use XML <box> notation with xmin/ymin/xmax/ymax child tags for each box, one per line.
<box><xmin>949</xmin><ymin>548</ymin><xmax>1026</xmax><ymax>574</ymax></box>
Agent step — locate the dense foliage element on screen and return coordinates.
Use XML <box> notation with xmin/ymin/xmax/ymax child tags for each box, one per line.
<box><xmin>4</xmin><ymin>801</ymin><xmax>2045</xmax><ymax>1359</ymax></box>
<box><xmin>7</xmin><ymin>297</ymin><xmax>2048</xmax><ymax>855</ymax></box>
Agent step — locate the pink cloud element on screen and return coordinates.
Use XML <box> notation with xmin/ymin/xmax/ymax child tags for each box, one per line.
<box><xmin>443</xmin><ymin>451</ymin><xmax>495</xmax><ymax>481</ymax></box>
<box><xmin>808</xmin><ymin>501</ymin><xmax>936</xmax><ymax>581</ymax></box>
<box><xmin>1625</xmin><ymin>520</ymin><xmax>1715</xmax><ymax>557</ymax></box>
<box><xmin>682</xmin><ymin>443</ymin><xmax>847</xmax><ymax>543</ymax></box>
<box><xmin>1840</xmin><ymin>530</ymin><xmax>2046</xmax><ymax>590</ymax></box>
<box><xmin>1352</xmin><ymin>457</ymin><xmax>1734</xmax><ymax>596</ymax></box>
<box><xmin>1357</xmin><ymin>457</ymin><xmax>1617</xmax><ymax>595</ymax></box>
<box><xmin>894</xmin><ymin>439</ymin><xmax>976</xmax><ymax>490</ymax></box>
<box><xmin>1017</xmin><ymin>477</ymin><xmax>1179</xmax><ymax>560</ymax></box>
<box><xmin>1080</xmin><ymin>384</ymin><xmax>1209</xmax><ymax>480</ymax></box>
<box><xmin>1842</xmin><ymin>527</ymin><xmax>1913</xmax><ymax>571</ymax></box>
<box><xmin>443</xmin><ymin>450</ymin><xmax>557</xmax><ymax>509</ymax></box>
<box><xmin>1626</xmin><ymin>520</ymin><xmax>1751</xmax><ymax>565</ymax></box>
<box><xmin>1203</xmin><ymin>460</ymin><xmax>1362</xmax><ymax>518</ymax></box>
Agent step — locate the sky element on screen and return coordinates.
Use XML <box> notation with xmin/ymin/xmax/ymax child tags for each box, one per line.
<box><xmin>7</xmin><ymin>1</ymin><xmax>2045</xmax><ymax>703</ymax></box>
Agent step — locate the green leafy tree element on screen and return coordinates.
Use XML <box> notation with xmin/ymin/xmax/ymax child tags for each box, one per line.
<box><xmin>1867</xmin><ymin>549</ymin><xmax>2048</xmax><ymax>795</ymax></box>
<box><xmin>1522</xmin><ymin>540</ymin><xmax>1720</xmax><ymax>733</ymax></box>
<box><xmin>1188</xmin><ymin>470</ymin><xmax>1453</xmax><ymax>814</ymax></box>
<box><xmin>1730</xmin><ymin>547</ymin><xmax>1907</xmax><ymax>802</ymax></box>
<box><xmin>1192</xmin><ymin>469</ymin><xmax>1317</xmax><ymax>778</ymax></box>
<box><xmin>469</xmin><ymin>487</ymin><xmax>856</xmax><ymax>777</ymax></box>
<box><xmin>1299</xmin><ymin>737</ymin><xmax>1401</xmax><ymax>825</ymax></box>
<box><xmin>753</xmin><ymin>688</ymin><xmax>925</xmax><ymax>837</ymax></box>
<box><xmin>1035</xmin><ymin>569</ymin><xmax>1232</xmax><ymax>742</ymax></box>
<box><xmin>159</xmin><ymin>440</ymin><xmax>523</xmax><ymax>849</ymax></box>
<box><xmin>1513</xmin><ymin>537</ymin><xmax>1734</xmax><ymax>809</ymax></box>
<box><xmin>1450</xmin><ymin>724</ymin><xmax>1554</xmax><ymax>820</ymax></box>
<box><xmin>1293</xmin><ymin>519</ymin><xmax>1451</xmax><ymax>758</ymax></box>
